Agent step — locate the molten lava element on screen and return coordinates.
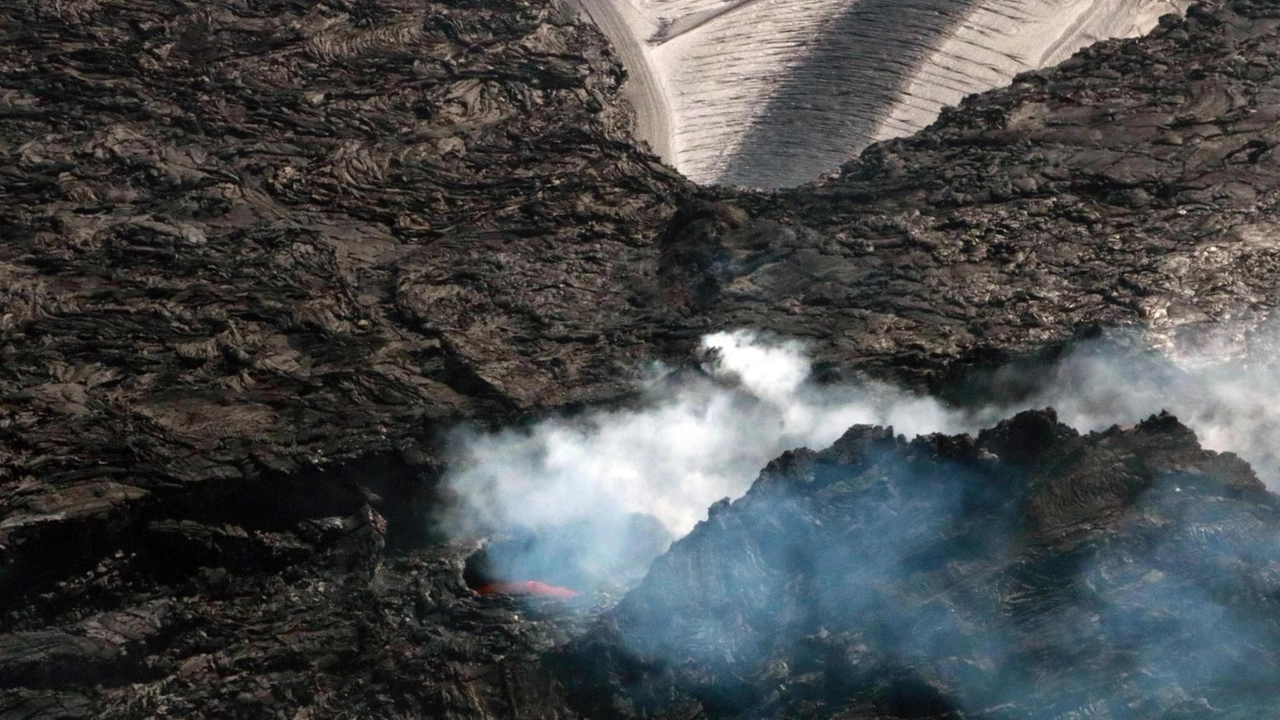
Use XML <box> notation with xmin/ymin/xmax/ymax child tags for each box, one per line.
<box><xmin>473</xmin><ymin>580</ymin><xmax>579</xmax><ymax>599</ymax></box>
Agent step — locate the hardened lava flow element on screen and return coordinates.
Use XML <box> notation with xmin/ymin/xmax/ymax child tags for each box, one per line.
<box><xmin>2</xmin><ymin>0</ymin><xmax>1280</xmax><ymax>718</ymax></box>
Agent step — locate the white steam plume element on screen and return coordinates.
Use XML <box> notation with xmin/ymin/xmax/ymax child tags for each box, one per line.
<box><xmin>444</xmin><ymin>330</ymin><xmax>968</xmax><ymax>541</ymax></box>
<box><xmin>996</xmin><ymin>342</ymin><xmax>1280</xmax><ymax>481</ymax></box>
<box><xmin>443</xmin><ymin>329</ymin><xmax>1280</xmax><ymax>586</ymax></box>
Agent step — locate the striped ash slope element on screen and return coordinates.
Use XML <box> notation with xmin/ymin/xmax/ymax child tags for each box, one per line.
<box><xmin>579</xmin><ymin>0</ymin><xmax>1189</xmax><ymax>187</ymax></box>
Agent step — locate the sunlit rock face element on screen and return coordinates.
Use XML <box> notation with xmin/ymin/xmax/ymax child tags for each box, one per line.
<box><xmin>577</xmin><ymin>0</ymin><xmax>1190</xmax><ymax>187</ymax></box>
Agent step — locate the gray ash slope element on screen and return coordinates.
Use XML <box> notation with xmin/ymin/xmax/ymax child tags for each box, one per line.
<box><xmin>680</xmin><ymin>3</ymin><xmax>1280</xmax><ymax>383</ymax></box>
<box><xmin>0</xmin><ymin>0</ymin><xmax>1279</xmax><ymax>718</ymax></box>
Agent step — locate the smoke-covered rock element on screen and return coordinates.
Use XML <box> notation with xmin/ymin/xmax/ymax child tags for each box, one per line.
<box><xmin>441</xmin><ymin>328</ymin><xmax>1280</xmax><ymax>602</ymax></box>
<box><xmin>560</xmin><ymin>410</ymin><xmax>1280</xmax><ymax>718</ymax></box>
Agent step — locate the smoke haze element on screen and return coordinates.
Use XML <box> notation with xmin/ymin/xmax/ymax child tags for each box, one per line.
<box><xmin>996</xmin><ymin>337</ymin><xmax>1280</xmax><ymax>484</ymax></box>
<box><xmin>443</xmin><ymin>328</ymin><xmax>1280</xmax><ymax>587</ymax></box>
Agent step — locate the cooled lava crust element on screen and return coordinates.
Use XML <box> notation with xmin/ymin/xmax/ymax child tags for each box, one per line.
<box><xmin>2</xmin><ymin>0</ymin><xmax>1280</xmax><ymax>717</ymax></box>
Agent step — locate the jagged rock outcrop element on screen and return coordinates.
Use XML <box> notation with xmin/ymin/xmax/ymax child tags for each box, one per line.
<box><xmin>562</xmin><ymin>410</ymin><xmax>1280</xmax><ymax>718</ymax></box>
<box><xmin>1</xmin><ymin>0</ymin><xmax>1280</xmax><ymax>717</ymax></box>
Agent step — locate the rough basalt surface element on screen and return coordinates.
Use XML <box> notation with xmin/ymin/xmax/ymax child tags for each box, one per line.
<box><xmin>561</xmin><ymin>410</ymin><xmax>1280</xmax><ymax>718</ymax></box>
<box><xmin>1</xmin><ymin>0</ymin><xmax>1280</xmax><ymax>717</ymax></box>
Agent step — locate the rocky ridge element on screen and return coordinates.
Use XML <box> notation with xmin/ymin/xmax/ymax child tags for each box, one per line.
<box><xmin>562</xmin><ymin>410</ymin><xmax>1280</xmax><ymax>718</ymax></box>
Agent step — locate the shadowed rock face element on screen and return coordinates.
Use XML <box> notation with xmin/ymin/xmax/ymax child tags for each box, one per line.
<box><xmin>561</xmin><ymin>410</ymin><xmax>1280</xmax><ymax>718</ymax></box>
<box><xmin>581</xmin><ymin>0</ymin><xmax>1190</xmax><ymax>186</ymax></box>
<box><xmin>1</xmin><ymin>0</ymin><xmax>1280</xmax><ymax>716</ymax></box>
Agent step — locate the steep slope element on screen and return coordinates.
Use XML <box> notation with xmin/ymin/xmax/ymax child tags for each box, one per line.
<box><xmin>688</xmin><ymin>2</ymin><xmax>1280</xmax><ymax>385</ymax></box>
<box><xmin>563</xmin><ymin>410</ymin><xmax>1280</xmax><ymax>718</ymax></box>
<box><xmin>580</xmin><ymin>0</ymin><xmax>1191</xmax><ymax>186</ymax></box>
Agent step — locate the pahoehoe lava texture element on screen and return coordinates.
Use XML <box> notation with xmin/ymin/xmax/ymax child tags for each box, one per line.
<box><xmin>1</xmin><ymin>0</ymin><xmax>1280</xmax><ymax>716</ymax></box>
<box><xmin>561</xmin><ymin>410</ymin><xmax>1280</xmax><ymax>718</ymax></box>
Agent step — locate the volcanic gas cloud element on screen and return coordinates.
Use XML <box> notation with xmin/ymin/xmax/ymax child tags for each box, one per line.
<box><xmin>445</xmin><ymin>328</ymin><xmax>1280</xmax><ymax>593</ymax></box>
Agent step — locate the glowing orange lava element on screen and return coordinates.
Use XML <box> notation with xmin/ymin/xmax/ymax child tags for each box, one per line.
<box><xmin>474</xmin><ymin>580</ymin><xmax>579</xmax><ymax>599</ymax></box>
